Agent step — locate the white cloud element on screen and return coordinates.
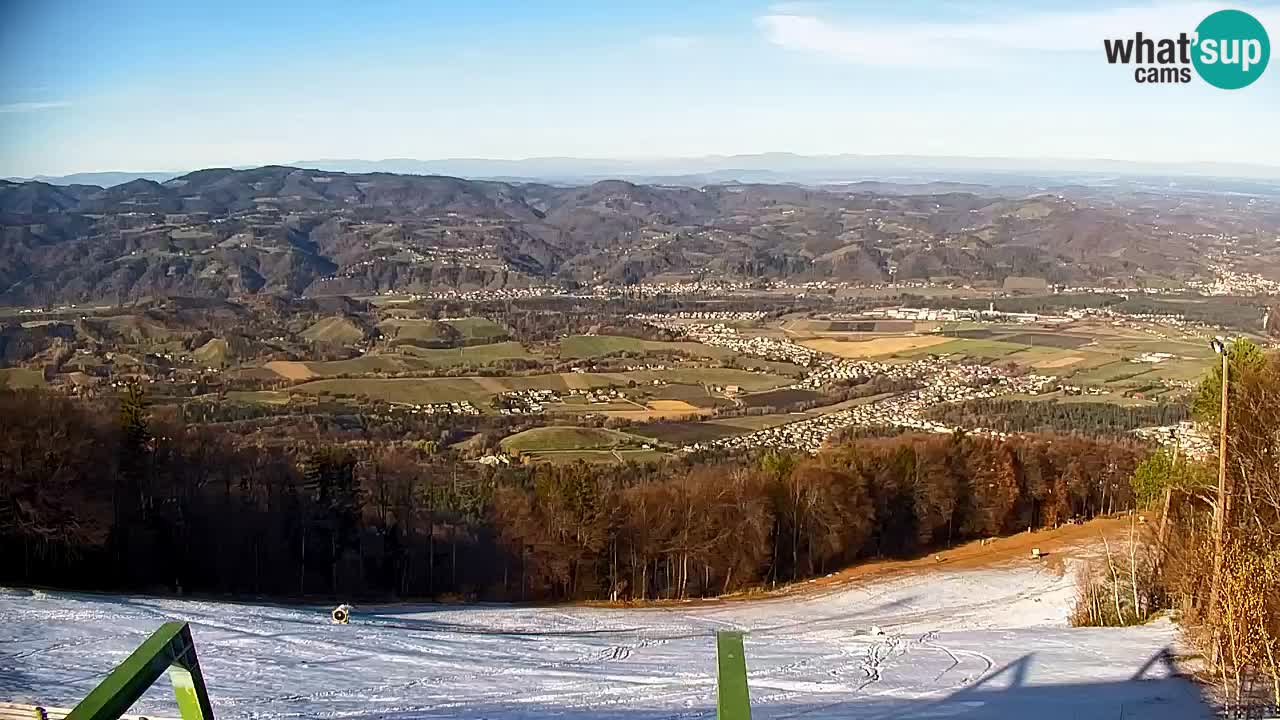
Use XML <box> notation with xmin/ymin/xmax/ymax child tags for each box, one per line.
<box><xmin>0</xmin><ymin>101</ymin><xmax>70</xmax><ymax>113</ymax></box>
<box><xmin>757</xmin><ymin>3</ymin><xmax>1280</xmax><ymax>68</ymax></box>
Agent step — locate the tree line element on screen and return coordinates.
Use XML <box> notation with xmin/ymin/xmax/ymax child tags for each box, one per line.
<box><xmin>1</xmin><ymin>381</ymin><xmax>1146</xmax><ymax>602</ymax></box>
<box><xmin>926</xmin><ymin>397</ymin><xmax>1188</xmax><ymax>436</ymax></box>
<box><xmin>1132</xmin><ymin>341</ymin><xmax>1280</xmax><ymax>704</ymax></box>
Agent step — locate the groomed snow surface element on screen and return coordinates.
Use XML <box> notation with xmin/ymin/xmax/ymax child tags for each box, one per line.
<box><xmin>1</xmin><ymin>558</ymin><xmax>1211</xmax><ymax>719</ymax></box>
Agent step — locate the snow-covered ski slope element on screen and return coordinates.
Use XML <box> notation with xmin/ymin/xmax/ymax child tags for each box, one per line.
<box><xmin>1</xmin><ymin>558</ymin><xmax>1211</xmax><ymax>719</ymax></box>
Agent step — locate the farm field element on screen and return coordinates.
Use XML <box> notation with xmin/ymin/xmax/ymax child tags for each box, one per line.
<box><xmin>559</xmin><ymin>334</ymin><xmax>733</xmax><ymax>360</ymax></box>
<box><xmin>799</xmin><ymin>335</ymin><xmax>950</xmax><ymax>358</ymax></box>
<box><xmin>739</xmin><ymin>388</ymin><xmax>823</xmax><ymax>409</ymax></box>
<box><xmin>262</xmin><ymin>343</ymin><xmax>536</xmax><ymax>379</ymax></box>
<box><xmin>631</xmin><ymin>413</ymin><xmax>815</xmax><ymax>444</ymax></box>
<box><xmin>300</xmin><ymin>316</ymin><xmax>365</xmax><ymax>344</ymax></box>
<box><xmin>898</xmin><ymin>337</ymin><xmax>1028</xmax><ymax>360</ymax></box>
<box><xmin>629</xmin><ymin>421</ymin><xmax>743</xmax><ymax>444</ymax></box>
<box><xmin>263</xmin><ymin>360</ymin><xmax>318</xmax><ymax>380</ymax></box>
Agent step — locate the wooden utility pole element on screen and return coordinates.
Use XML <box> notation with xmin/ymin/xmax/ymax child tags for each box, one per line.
<box><xmin>1207</xmin><ymin>348</ymin><xmax>1230</xmax><ymax>625</ymax></box>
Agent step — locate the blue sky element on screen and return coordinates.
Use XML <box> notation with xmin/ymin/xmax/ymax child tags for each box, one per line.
<box><xmin>2</xmin><ymin>0</ymin><xmax>1278</xmax><ymax>176</ymax></box>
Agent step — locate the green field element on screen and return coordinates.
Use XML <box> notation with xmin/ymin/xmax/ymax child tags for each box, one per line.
<box><xmin>645</xmin><ymin>382</ymin><xmax>733</xmax><ymax>409</ymax></box>
<box><xmin>880</xmin><ymin>322</ymin><xmax>1218</xmax><ymax>392</ymax></box>
<box><xmin>559</xmin><ymin>335</ymin><xmax>733</xmax><ymax>360</ymax></box>
<box><xmin>444</xmin><ymin>317</ymin><xmax>509</xmax><ymax>342</ymax></box>
<box><xmin>629</xmin><ymin>422</ymin><xmax>742</xmax><ymax>444</ymax></box>
<box><xmin>396</xmin><ymin>341</ymin><xmax>534</xmax><ymax>366</ymax></box>
<box><xmin>0</xmin><ymin>368</ymin><xmax>45</xmax><ymax>388</ymax></box>
<box><xmin>899</xmin><ymin>338</ymin><xmax>1027</xmax><ymax>360</ymax></box>
<box><xmin>301</xmin><ymin>316</ymin><xmax>366</xmax><ymax>344</ymax></box>
<box><xmin>500</xmin><ymin>426</ymin><xmax>647</xmax><ymax>452</ymax></box>
<box><xmin>1068</xmin><ymin>361</ymin><xmax>1146</xmax><ymax>385</ymax></box>
<box><xmin>298</xmin><ymin>342</ymin><xmax>535</xmax><ymax>376</ymax></box>
<box><xmin>632</xmin><ymin>413</ymin><xmax>813</xmax><ymax>444</ymax></box>
<box><xmin>377</xmin><ymin>318</ymin><xmax>455</xmax><ymax>344</ymax></box>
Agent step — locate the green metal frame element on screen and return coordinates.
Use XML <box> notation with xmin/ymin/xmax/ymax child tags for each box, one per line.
<box><xmin>67</xmin><ymin>621</ymin><xmax>214</xmax><ymax>720</ymax></box>
<box><xmin>62</xmin><ymin>618</ymin><xmax>740</xmax><ymax>720</ymax></box>
<box><xmin>716</xmin><ymin>631</ymin><xmax>752</xmax><ymax>720</ymax></box>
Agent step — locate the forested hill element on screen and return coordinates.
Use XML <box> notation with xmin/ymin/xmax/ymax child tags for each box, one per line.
<box><xmin>1</xmin><ymin>384</ymin><xmax>1144</xmax><ymax>601</ymax></box>
<box><xmin>2</xmin><ymin>165</ymin><xmax>1275</xmax><ymax>305</ymax></box>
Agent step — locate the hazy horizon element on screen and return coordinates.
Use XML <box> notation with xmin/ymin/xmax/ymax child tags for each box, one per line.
<box><xmin>8</xmin><ymin>151</ymin><xmax>1280</xmax><ymax>187</ymax></box>
<box><xmin>3</xmin><ymin>1</ymin><xmax>1279</xmax><ymax>178</ymax></box>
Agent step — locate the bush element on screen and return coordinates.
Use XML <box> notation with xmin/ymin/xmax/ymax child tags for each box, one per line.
<box><xmin>1070</xmin><ymin>522</ymin><xmax>1160</xmax><ymax>628</ymax></box>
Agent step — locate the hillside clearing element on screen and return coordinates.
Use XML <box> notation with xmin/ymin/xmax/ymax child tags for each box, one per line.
<box><xmin>263</xmin><ymin>360</ymin><xmax>317</xmax><ymax>380</ymax></box>
<box><xmin>300</xmin><ymin>316</ymin><xmax>366</xmax><ymax>344</ymax></box>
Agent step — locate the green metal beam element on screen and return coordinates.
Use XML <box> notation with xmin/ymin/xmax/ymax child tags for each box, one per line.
<box><xmin>716</xmin><ymin>631</ymin><xmax>752</xmax><ymax>720</ymax></box>
<box><xmin>67</xmin><ymin>621</ymin><xmax>214</xmax><ymax>720</ymax></box>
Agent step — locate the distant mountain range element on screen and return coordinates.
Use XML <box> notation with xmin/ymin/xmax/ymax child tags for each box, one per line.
<box><xmin>9</xmin><ymin>153</ymin><xmax>1280</xmax><ymax>192</ymax></box>
<box><xmin>3</xmin><ymin>164</ymin><xmax>1279</xmax><ymax>307</ymax></box>
<box><xmin>5</xmin><ymin>171</ymin><xmax>184</xmax><ymax>187</ymax></box>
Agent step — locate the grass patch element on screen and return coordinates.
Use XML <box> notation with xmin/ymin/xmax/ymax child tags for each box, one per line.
<box><xmin>377</xmin><ymin>319</ymin><xmax>456</xmax><ymax>346</ymax></box>
<box><xmin>0</xmin><ymin>368</ymin><xmax>45</xmax><ymax>388</ymax></box>
<box><xmin>899</xmin><ymin>338</ymin><xmax>1027</xmax><ymax>360</ymax></box>
<box><xmin>1000</xmin><ymin>332</ymin><xmax>1093</xmax><ymax>349</ymax></box>
<box><xmin>800</xmin><ymin>335</ymin><xmax>950</xmax><ymax>358</ymax></box>
<box><xmin>1069</xmin><ymin>361</ymin><xmax>1145</xmax><ymax>385</ymax></box>
<box><xmin>500</xmin><ymin>426</ymin><xmax>646</xmax><ymax>452</ymax></box>
<box><xmin>628</xmin><ymin>422</ymin><xmax>741</xmax><ymax>444</ymax></box>
<box><xmin>301</xmin><ymin>316</ymin><xmax>366</xmax><ymax>344</ymax></box>
<box><xmin>294</xmin><ymin>343</ymin><xmax>535</xmax><ymax>376</ymax></box>
<box><xmin>396</xmin><ymin>341</ymin><xmax>534</xmax><ymax>366</ymax></box>
<box><xmin>443</xmin><ymin>317</ymin><xmax>509</xmax><ymax>343</ymax></box>
<box><xmin>560</xmin><ymin>335</ymin><xmax>732</xmax><ymax>360</ymax></box>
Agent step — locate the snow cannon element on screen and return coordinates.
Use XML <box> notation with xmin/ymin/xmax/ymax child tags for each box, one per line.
<box><xmin>331</xmin><ymin>604</ymin><xmax>351</xmax><ymax>625</ymax></box>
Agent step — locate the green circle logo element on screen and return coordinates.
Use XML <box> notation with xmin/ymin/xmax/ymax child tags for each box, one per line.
<box><xmin>1193</xmin><ymin>9</ymin><xmax>1270</xmax><ymax>89</ymax></box>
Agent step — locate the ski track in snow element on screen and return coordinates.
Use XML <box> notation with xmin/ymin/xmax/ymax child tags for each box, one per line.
<box><xmin>0</xmin><ymin>560</ymin><xmax>1213</xmax><ymax>719</ymax></box>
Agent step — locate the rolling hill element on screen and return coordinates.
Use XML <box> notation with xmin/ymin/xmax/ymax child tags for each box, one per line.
<box><xmin>2</xmin><ymin>166</ymin><xmax>1276</xmax><ymax>306</ymax></box>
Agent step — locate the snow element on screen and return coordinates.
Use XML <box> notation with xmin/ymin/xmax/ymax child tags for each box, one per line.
<box><xmin>0</xmin><ymin>560</ymin><xmax>1211</xmax><ymax>719</ymax></box>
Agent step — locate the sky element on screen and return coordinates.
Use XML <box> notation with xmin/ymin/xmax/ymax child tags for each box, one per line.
<box><xmin>1</xmin><ymin>0</ymin><xmax>1279</xmax><ymax>176</ymax></box>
